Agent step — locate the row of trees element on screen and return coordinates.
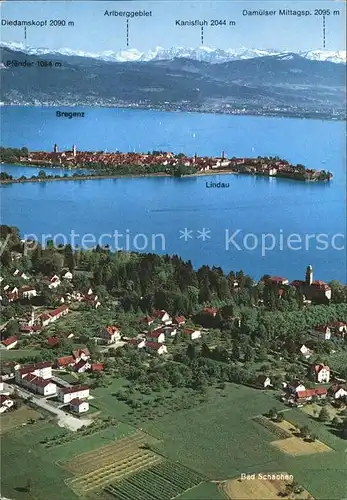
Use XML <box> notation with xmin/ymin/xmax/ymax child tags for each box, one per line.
<box><xmin>0</xmin><ymin>147</ymin><xmax>28</xmax><ymax>163</ymax></box>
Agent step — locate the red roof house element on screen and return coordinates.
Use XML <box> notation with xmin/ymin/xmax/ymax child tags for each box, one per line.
<box><xmin>202</xmin><ymin>307</ymin><xmax>218</xmax><ymax>317</ymax></box>
<box><xmin>56</xmin><ymin>356</ymin><xmax>75</xmax><ymax>368</ymax></box>
<box><xmin>72</xmin><ymin>348</ymin><xmax>90</xmax><ymax>361</ymax></box>
<box><xmin>91</xmin><ymin>363</ymin><xmax>104</xmax><ymax>372</ymax></box>
<box><xmin>47</xmin><ymin>336</ymin><xmax>59</xmax><ymax>347</ymax></box>
<box><xmin>100</xmin><ymin>326</ymin><xmax>121</xmax><ymax>343</ymax></box>
<box><xmin>173</xmin><ymin>316</ymin><xmax>186</xmax><ymax>326</ymax></box>
<box><xmin>127</xmin><ymin>338</ymin><xmax>146</xmax><ymax>349</ymax></box>
<box><xmin>139</xmin><ymin>315</ymin><xmax>155</xmax><ymax>325</ymax></box>
<box><xmin>296</xmin><ymin>387</ymin><xmax>327</xmax><ymax>401</ymax></box>
<box><xmin>145</xmin><ymin>342</ymin><xmax>168</xmax><ymax>355</ymax></box>
<box><xmin>18</xmin><ymin>361</ymin><xmax>51</xmax><ymax>377</ymax></box>
<box><xmin>1</xmin><ymin>336</ymin><xmax>18</xmax><ymax>349</ymax></box>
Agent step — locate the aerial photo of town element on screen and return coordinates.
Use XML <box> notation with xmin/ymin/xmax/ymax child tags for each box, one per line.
<box><xmin>0</xmin><ymin>1</ymin><xmax>346</xmax><ymax>500</ymax></box>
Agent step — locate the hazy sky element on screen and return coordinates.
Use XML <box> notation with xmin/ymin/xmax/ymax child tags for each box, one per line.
<box><xmin>1</xmin><ymin>1</ymin><xmax>345</xmax><ymax>52</ymax></box>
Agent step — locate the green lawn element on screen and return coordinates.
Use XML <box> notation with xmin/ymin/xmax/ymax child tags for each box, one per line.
<box><xmin>0</xmin><ymin>349</ymin><xmax>41</xmax><ymax>360</ymax></box>
<box><xmin>54</xmin><ymin>371</ymin><xmax>79</xmax><ymax>384</ymax></box>
<box><xmin>0</xmin><ymin>405</ymin><xmax>42</xmax><ymax>434</ymax></box>
<box><xmin>142</xmin><ymin>385</ymin><xmax>283</xmax><ymax>479</ymax></box>
<box><xmin>89</xmin><ymin>378</ymin><xmax>130</xmax><ymax>418</ymax></box>
<box><xmin>177</xmin><ymin>481</ymin><xmax>224</xmax><ymax>499</ymax></box>
<box><xmin>1</xmin><ymin>422</ymin><xmax>77</xmax><ymax>500</ymax></box>
<box><xmin>0</xmin><ymin>420</ymin><xmax>134</xmax><ymax>500</ymax></box>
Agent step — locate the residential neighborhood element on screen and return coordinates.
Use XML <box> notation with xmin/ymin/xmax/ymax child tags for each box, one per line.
<box><xmin>0</xmin><ymin>226</ymin><xmax>346</xmax><ymax>500</ymax></box>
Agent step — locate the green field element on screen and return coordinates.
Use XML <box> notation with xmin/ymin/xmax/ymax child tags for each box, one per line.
<box><xmin>89</xmin><ymin>378</ymin><xmax>131</xmax><ymax>418</ymax></box>
<box><xmin>177</xmin><ymin>481</ymin><xmax>224</xmax><ymax>499</ymax></box>
<box><xmin>142</xmin><ymin>385</ymin><xmax>283</xmax><ymax>478</ymax></box>
<box><xmin>0</xmin><ymin>420</ymin><xmax>134</xmax><ymax>500</ymax></box>
<box><xmin>106</xmin><ymin>460</ymin><xmax>206</xmax><ymax>500</ymax></box>
<box><xmin>2</xmin><ymin>382</ymin><xmax>346</xmax><ymax>500</ymax></box>
<box><xmin>0</xmin><ymin>348</ymin><xmax>41</xmax><ymax>360</ymax></box>
<box><xmin>139</xmin><ymin>385</ymin><xmax>347</xmax><ymax>500</ymax></box>
<box><xmin>0</xmin><ymin>405</ymin><xmax>42</xmax><ymax>434</ymax></box>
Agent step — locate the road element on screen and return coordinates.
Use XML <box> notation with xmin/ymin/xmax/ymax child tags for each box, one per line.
<box><xmin>4</xmin><ymin>382</ymin><xmax>92</xmax><ymax>431</ymax></box>
<box><xmin>100</xmin><ymin>340</ymin><xmax>126</xmax><ymax>352</ymax></box>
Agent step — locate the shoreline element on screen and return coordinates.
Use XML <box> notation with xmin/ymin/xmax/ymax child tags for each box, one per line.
<box><xmin>0</xmin><ymin>169</ymin><xmax>329</xmax><ymax>185</ymax></box>
<box><xmin>0</xmin><ymin>170</ymin><xmax>238</xmax><ymax>185</ymax></box>
<box><xmin>1</xmin><ymin>104</ymin><xmax>345</xmax><ymax>123</ymax></box>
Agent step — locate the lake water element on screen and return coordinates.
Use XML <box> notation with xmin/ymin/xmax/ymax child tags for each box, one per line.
<box><xmin>0</xmin><ymin>163</ymin><xmax>91</xmax><ymax>178</ymax></box>
<box><xmin>1</xmin><ymin>107</ymin><xmax>346</xmax><ymax>282</ymax></box>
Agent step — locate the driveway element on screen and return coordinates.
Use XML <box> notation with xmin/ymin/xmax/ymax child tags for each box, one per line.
<box><xmin>8</xmin><ymin>383</ymin><xmax>92</xmax><ymax>431</ymax></box>
<box><xmin>100</xmin><ymin>340</ymin><xmax>126</xmax><ymax>352</ymax></box>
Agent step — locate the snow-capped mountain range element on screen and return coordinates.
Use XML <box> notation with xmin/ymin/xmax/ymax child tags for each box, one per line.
<box><xmin>1</xmin><ymin>41</ymin><xmax>346</xmax><ymax>64</ymax></box>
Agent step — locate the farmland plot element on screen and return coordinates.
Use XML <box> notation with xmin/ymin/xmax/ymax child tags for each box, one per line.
<box><xmin>106</xmin><ymin>460</ymin><xmax>206</xmax><ymax>500</ymax></box>
<box><xmin>63</xmin><ymin>431</ymin><xmax>162</xmax><ymax>495</ymax></box>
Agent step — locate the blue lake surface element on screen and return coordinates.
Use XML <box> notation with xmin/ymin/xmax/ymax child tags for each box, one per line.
<box><xmin>0</xmin><ymin>163</ymin><xmax>91</xmax><ymax>178</ymax></box>
<box><xmin>1</xmin><ymin>107</ymin><xmax>346</xmax><ymax>282</ymax></box>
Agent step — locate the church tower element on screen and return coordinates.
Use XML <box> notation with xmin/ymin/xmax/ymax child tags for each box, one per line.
<box><xmin>305</xmin><ymin>265</ymin><xmax>313</xmax><ymax>286</ymax></box>
<box><xmin>53</xmin><ymin>143</ymin><xmax>58</xmax><ymax>153</ymax></box>
<box><xmin>72</xmin><ymin>145</ymin><xmax>77</xmax><ymax>158</ymax></box>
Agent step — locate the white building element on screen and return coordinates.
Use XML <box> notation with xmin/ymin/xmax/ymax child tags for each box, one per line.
<box><xmin>13</xmin><ymin>269</ymin><xmax>30</xmax><ymax>280</ymax></box>
<box><xmin>74</xmin><ymin>360</ymin><xmax>91</xmax><ymax>373</ymax></box>
<box><xmin>311</xmin><ymin>364</ymin><xmax>330</xmax><ymax>383</ymax></box>
<box><xmin>16</xmin><ymin>362</ymin><xmax>52</xmax><ymax>383</ymax></box>
<box><xmin>1</xmin><ymin>336</ymin><xmax>18</xmax><ymax>350</ymax></box>
<box><xmin>288</xmin><ymin>381</ymin><xmax>306</xmax><ymax>394</ymax></box>
<box><xmin>329</xmin><ymin>385</ymin><xmax>347</xmax><ymax>400</ymax></box>
<box><xmin>164</xmin><ymin>326</ymin><xmax>177</xmax><ymax>337</ymax></box>
<box><xmin>69</xmin><ymin>398</ymin><xmax>89</xmax><ymax>413</ymax></box>
<box><xmin>300</xmin><ymin>344</ymin><xmax>313</xmax><ymax>359</ymax></box>
<box><xmin>256</xmin><ymin>375</ymin><xmax>272</xmax><ymax>388</ymax></box>
<box><xmin>58</xmin><ymin>385</ymin><xmax>90</xmax><ymax>404</ymax></box>
<box><xmin>20</xmin><ymin>286</ymin><xmax>37</xmax><ymax>299</ymax></box>
<box><xmin>21</xmin><ymin>374</ymin><xmax>57</xmax><ymax>396</ymax></box>
<box><xmin>146</xmin><ymin>329</ymin><xmax>165</xmax><ymax>344</ymax></box>
<box><xmin>0</xmin><ymin>395</ymin><xmax>14</xmax><ymax>413</ymax></box>
<box><xmin>39</xmin><ymin>305</ymin><xmax>69</xmax><ymax>327</ymax></box>
<box><xmin>183</xmin><ymin>328</ymin><xmax>201</xmax><ymax>341</ymax></box>
<box><xmin>146</xmin><ymin>343</ymin><xmax>168</xmax><ymax>355</ymax></box>
<box><xmin>100</xmin><ymin>326</ymin><xmax>121</xmax><ymax>344</ymax></box>
<box><xmin>153</xmin><ymin>310</ymin><xmax>172</xmax><ymax>325</ymax></box>
<box><xmin>127</xmin><ymin>338</ymin><xmax>146</xmax><ymax>349</ymax></box>
<box><xmin>313</xmin><ymin>326</ymin><xmax>331</xmax><ymax>341</ymax></box>
<box><xmin>47</xmin><ymin>275</ymin><xmax>61</xmax><ymax>289</ymax></box>
<box><xmin>62</xmin><ymin>271</ymin><xmax>73</xmax><ymax>280</ymax></box>
<box><xmin>72</xmin><ymin>348</ymin><xmax>90</xmax><ymax>363</ymax></box>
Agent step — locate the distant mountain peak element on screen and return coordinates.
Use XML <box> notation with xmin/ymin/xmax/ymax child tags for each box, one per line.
<box><xmin>1</xmin><ymin>41</ymin><xmax>346</xmax><ymax>64</ymax></box>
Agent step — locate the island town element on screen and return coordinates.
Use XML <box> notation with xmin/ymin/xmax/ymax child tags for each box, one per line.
<box><xmin>0</xmin><ymin>145</ymin><xmax>333</xmax><ymax>182</ymax></box>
